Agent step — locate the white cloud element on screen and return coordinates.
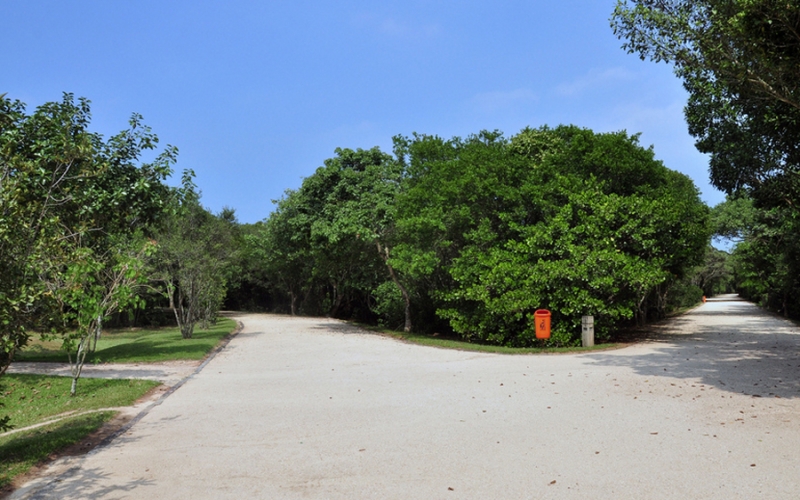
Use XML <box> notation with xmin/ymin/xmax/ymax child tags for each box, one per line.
<box><xmin>556</xmin><ymin>67</ymin><xmax>635</xmax><ymax>97</ymax></box>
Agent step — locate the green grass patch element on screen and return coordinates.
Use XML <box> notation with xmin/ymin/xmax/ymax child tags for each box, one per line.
<box><xmin>17</xmin><ymin>318</ymin><xmax>237</xmax><ymax>364</ymax></box>
<box><xmin>0</xmin><ymin>374</ymin><xmax>158</xmax><ymax>490</ymax></box>
<box><xmin>0</xmin><ymin>412</ymin><xmax>115</xmax><ymax>490</ymax></box>
<box><xmin>355</xmin><ymin>324</ymin><xmax>618</xmax><ymax>353</ymax></box>
<box><xmin>1</xmin><ymin>374</ymin><xmax>159</xmax><ymax>429</ymax></box>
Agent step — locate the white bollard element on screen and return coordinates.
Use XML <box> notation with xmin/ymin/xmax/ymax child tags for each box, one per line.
<box><xmin>581</xmin><ymin>315</ymin><xmax>594</xmax><ymax>347</ymax></box>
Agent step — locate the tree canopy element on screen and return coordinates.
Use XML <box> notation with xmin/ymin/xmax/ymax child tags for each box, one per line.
<box><xmin>243</xmin><ymin>126</ymin><xmax>709</xmax><ymax>346</ymax></box>
<box><xmin>611</xmin><ymin>1</ymin><xmax>800</xmax><ymax>206</ymax></box>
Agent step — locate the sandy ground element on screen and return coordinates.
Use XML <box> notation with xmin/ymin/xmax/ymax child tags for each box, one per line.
<box><xmin>9</xmin><ymin>296</ymin><xmax>800</xmax><ymax>499</ymax></box>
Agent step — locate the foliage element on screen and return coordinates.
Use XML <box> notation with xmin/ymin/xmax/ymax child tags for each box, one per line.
<box><xmin>153</xmin><ymin>176</ymin><xmax>238</xmax><ymax>339</ymax></box>
<box><xmin>706</xmin><ymin>194</ymin><xmax>800</xmax><ymax>317</ymax></box>
<box><xmin>44</xmin><ymin>236</ymin><xmax>156</xmax><ymax>395</ymax></box>
<box><xmin>0</xmin><ymin>93</ymin><xmax>174</xmax><ymax>399</ymax></box>
<box><xmin>612</xmin><ymin>2</ymin><xmax>800</xmax><ymax>321</ymax></box>
<box><xmin>393</xmin><ymin>126</ymin><xmax>709</xmax><ymax>346</ymax></box>
<box><xmin>246</xmin><ymin>126</ymin><xmax>708</xmax><ymax>346</ymax></box>
<box><xmin>245</xmin><ymin>147</ymin><xmax>406</xmax><ymax>324</ymax></box>
<box><xmin>733</xmin><ymin>205</ymin><xmax>800</xmax><ymax>317</ymax></box>
<box><xmin>692</xmin><ymin>246</ymin><xmax>734</xmax><ymax>297</ymax></box>
<box><xmin>611</xmin><ymin>1</ymin><xmax>800</xmax><ymax>206</ymax></box>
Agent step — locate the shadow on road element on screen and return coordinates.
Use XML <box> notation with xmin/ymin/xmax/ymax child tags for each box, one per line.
<box><xmin>18</xmin><ymin>466</ymin><xmax>154</xmax><ymax>500</ymax></box>
<box><xmin>587</xmin><ymin>296</ymin><xmax>800</xmax><ymax>399</ymax></box>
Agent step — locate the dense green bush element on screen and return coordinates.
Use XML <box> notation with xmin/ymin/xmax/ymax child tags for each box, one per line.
<box><xmin>244</xmin><ymin>126</ymin><xmax>710</xmax><ymax>346</ymax></box>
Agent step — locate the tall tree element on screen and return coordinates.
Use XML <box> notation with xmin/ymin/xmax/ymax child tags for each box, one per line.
<box><xmin>611</xmin><ymin>1</ymin><xmax>800</xmax><ymax>206</ymax></box>
<box><xmin>0</xmin><ymin>93</ymin><xmax>174</xmax><ymax>383</ymax></box>
<box><xmin>154</xmin><ymin>174</ymin><xmax>237</xmax><ymax>339</ymax></box>
<box><xmin>248</xmin><ymin>147</ymin><xmax>409</xmax><ymax>326</ymax></box>
<box><xmin>393</xmin><ymin>126</ymin><xmax>709</xmax><ymax>345</ymax></box>
<box><xmin>308</xmin><ymin>147</ymin><xmax>413</xmax><ymax>330</ymax></box>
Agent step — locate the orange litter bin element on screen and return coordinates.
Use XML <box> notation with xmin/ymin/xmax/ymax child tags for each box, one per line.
<box><xmin>534</xmin><ymin>309</ymin><xmax>551</xmax><ymax>339</ymax></box>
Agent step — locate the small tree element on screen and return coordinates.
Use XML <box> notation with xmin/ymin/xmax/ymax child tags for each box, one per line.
<box><xmin>154</xmin><ymin>175</ymin><xmax>236</xmax><ymax>339</ymax></box>
<box><xmin>46</xmin><ymin>236</ymin><xmax>154</xmax><ymax>395</ymax></box>
<box><xmin>1</xmin><ymin>92</ymin><xmax>173</xmax><ymax>374</ymax></box>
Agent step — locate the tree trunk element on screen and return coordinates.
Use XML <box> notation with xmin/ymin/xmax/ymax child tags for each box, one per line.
<box><xmin>329</xmin><ymin>282</ymin><xmax>343</xmax><ymax>318</ymax></box>
<box><xmin>89</xmin><ymin>315</ymin><xmax>102</xmax><ymax>353</ymax></box>
<box><xmin>376</xmin><ymin>242</ymin><xmax>412</xmax><ymax>332</ymax></box>
<box><xmin>69</xmin><ymin>335</ymin><xmax>90</xmax><ymax>396</ymax></box>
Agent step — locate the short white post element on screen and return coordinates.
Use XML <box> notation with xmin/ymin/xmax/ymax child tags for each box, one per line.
<box><xmin>581</xmin><ymin>315</ymin><xmax>594</xmax><ymax>347</ymax></box>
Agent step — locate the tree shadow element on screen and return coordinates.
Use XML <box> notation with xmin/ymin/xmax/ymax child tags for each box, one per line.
<box><xmin>16</xmin><ymin>466</ymin><xmax>155</xmax><ymax>500</ymax></box>
<box><xmin>94</xmin><ymin>341</ymin><xmax>213</xmax><ymax>362</ymax></box>
<box><xmin>310</xmin><ymin>322</ymin><xmax>369</xmax><ymax>335</ymax></box>
<box><xmin>587</xmin><ymin>298</ymin><xmax>800</xmax><ymax>398</ymax></box>
<box><xmin>2</xmin><ymin>412</ymin><xmax>152</xmax><ymax>499</ymax></box>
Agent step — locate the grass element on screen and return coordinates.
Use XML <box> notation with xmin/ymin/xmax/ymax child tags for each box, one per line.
<box><xmin>1</xmin><ymin>374</ymin><xmax>159</xmax><ymax>429</ymax></box>
<box><xmin>354</xmin><ymin>324</ymin><xmax>619</xmax><ymax>353</ymax></box>
<box><xmin>0</xmin><ymin>374</ymin><xmax>159</xmax><ymax>490</ymax></box>
<box><xmin>16</xmin><ymin>318</ymin><xmax>238</xmax><ymax>364</ymax></box>
<box><xmin>0</xmin><ymin>412</ymin><xmax>116</xmax><ymax>490</ymax></box>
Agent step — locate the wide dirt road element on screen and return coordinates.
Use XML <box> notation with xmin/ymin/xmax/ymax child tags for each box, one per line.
<box><xmin>12</xmin><ymin>296</ymin><xmax>800</xmax><ymax>499</ymax></box>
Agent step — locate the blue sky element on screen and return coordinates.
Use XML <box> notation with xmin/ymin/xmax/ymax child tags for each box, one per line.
<box><xmin>2</xmin><ymin>1</ymin><xmax>725</xmax><ymax>224</ymax></box>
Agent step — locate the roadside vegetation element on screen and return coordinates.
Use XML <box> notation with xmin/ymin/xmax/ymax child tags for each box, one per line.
<box><xmin>0</xmin><ymin>375</ymin><xmax>158</xmax><ymax>490</ymax></box>
<box><xmin>17</xmin><ymin>318</ymin><xmax>237</xmax><ymax>364</ymax></box>
<box><xmin>355</xmin><ymin>323</ymin><xmax>620</xmax><ymax>354</ymax></box>
<box><xmin>239</xmin><ymin>127</ymin><xmax>711</xmax><ymax>347</ymax></box>
<box><xmin>612</xmin><ymin>1</ymin><xmax>800</xmax><ymax>317</ymax></box>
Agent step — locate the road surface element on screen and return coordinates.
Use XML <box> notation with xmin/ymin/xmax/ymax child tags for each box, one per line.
<box><xmin>11</xmin><ymin>296</ymin><xmax>800</xmax><ymax>499</ymax></box>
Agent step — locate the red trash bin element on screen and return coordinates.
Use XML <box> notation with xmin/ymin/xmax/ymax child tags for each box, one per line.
<box><xmin>534</xmin><ymin>309</ymin><xmax>551</xmax><ymax>339</ymax></box>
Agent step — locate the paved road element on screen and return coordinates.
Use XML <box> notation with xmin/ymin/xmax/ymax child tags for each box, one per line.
<box><xmin>11</xmin><ymin>297</ymin><xmax>800</xmax><ymax>499</ymax></box>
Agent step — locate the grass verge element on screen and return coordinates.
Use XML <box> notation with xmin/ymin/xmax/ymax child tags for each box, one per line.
<box><xmin>0</xmin><ymin>412</ymin><xmax>115</xmax><ymax>491</ymax></box>
<box><xmin>0</xmin><ymin>374</ymin><xmax>158</xmax><ymax>490</ymax></box>
<box><xmin>16</xmin><ymin>318</ymin><xmax>238</xmax><ymax>364</ymax></box>
<box><xmin>354</xmin><ymin>324</ymin><xmax>618</xmax><ymax>353</ymax></box>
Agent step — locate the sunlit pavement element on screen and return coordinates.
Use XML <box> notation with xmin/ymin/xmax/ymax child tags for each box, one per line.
<box><xmin>12</xmin><ymin>300</ymin><xmax>800</xmax><ymax>499</ymax></box>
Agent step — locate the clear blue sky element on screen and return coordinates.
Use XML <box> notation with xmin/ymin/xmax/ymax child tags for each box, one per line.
<box><xmin>2</xmin><ymin>1</ymin><xmax>725</xmax><ymax>224</ymax></box>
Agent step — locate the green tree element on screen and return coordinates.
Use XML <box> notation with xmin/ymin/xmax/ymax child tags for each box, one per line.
<box><xmin>394</xmin><ymin>126</ymin><xmax>709</xmax><ymax>346</ymax></box>
<box><xmin>45</xmin><ymin>235</ymin><xmax>155</xmax><ymax>395</ymax></box>
<box><xmin>0</xmin><ymin>93</ymin><xmax>174</xmax><ymax>384</ymax></box>
<box><xmin>154</xmin><ymin>174</ymin><xmax>237</xmax><ymax>339</ymax></box>
<box><xmin>245</xmin><ymin>193</ymin><xmax>314</xmax><ymax>316</ymax></box>
<box><xmin>611</xmin><ymin>1</ymin><xmax>800</xmax><ymax>206</ymax></box>
<box><xmin>248</xmin><ymin>147</ymin><xmax>408</xmax><ymax>326</ymax></box>
<box><xmin>710</xmin><ymin>194</ymin><xmax>800</xmax><ymax>317</ymax></box>
<box><xmin>307</xmin><ymin>147</ymin><xmax>413</xmax><ymax>329</ymax></box>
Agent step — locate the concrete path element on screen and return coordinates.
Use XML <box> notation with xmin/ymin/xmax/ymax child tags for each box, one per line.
<box><xmin>10</xmin><ymin>299</ymin><xmax>800</xmax><ymax>499</ymax></box>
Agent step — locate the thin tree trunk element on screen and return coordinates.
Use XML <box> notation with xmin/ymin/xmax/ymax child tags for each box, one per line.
<box><xmin>329</xmin><ymin>282</ymin><xmax>343</xmax><ymax>318</ymax></box>
<box><xmin>376</xmin><ymin>242</ymin><xmax>412</xmax><ymax>332</ymax></box>
<box><xmin>69</xmin><ymin>335</ymin><xmax>90</xmax><ymax>396</ymax></box>
<box><xmin>90</xmin><ymin>314</ymin><xmax>102</xmax><ymax>353</ymax></box>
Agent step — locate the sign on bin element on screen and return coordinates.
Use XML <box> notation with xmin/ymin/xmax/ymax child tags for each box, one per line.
<box><xmin>534</xmin><ymin>309</ymin><xmax>551</xmax><ymax>339</ymax></box>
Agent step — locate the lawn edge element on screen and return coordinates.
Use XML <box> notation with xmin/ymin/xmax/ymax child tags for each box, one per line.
<box><xmin>2</xmin><ymin>319</ymin><xmax>244</xmax><ymax>498</ymax></box>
